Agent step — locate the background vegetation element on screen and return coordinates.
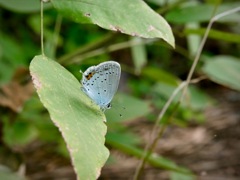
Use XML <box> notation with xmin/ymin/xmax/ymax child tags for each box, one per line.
<box><xmin>0</xmin><ymin>0</ymin><xmax>240</xmax><ymax>179</ymax></box>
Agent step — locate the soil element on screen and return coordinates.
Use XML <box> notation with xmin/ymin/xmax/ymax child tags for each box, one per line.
<box><xmin>24</xmin><ymin>88</ymin><xmax>240</xmax><ymax>180</ymax></box>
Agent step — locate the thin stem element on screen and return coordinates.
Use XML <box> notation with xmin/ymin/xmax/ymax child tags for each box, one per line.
<box><xmin>52</xmin><ymin>15</ymin><xmax>62</xmax><ymax>58</ymax></box>
<box><xmin>133</xmin><ymin>76</ymin><xmax>206</xmax><ymax>180</ymax></box>
<box><xmin>58</xmin><ymin>33</ymin><xmax>117</xmax><ymax>64</ymax></box>
<box><xmin>133</xmin><ymin>82</ymin><xmax>186</xmax><ymax>180</ymax></box>
<box><xmin>40</xmin><ymin>0</ymin><xmax>45</xmax><ymax>56</ymax></box>
<box><xmin>65</xmin><ymin>39</ymin><xmax>156</xmax><ymax>65</ymax></box>
<box><xmin>133</xmin><ymin>5</ymin><xmax>240</xmax><ymax>180</ymax></box>
<box><xmin>212</xmin><ymin>6</ymin><xmax>240</xmax><ymax>22</ymax></box>
<box><xmin>180</xmin><ymin>6</ymin><xmax>240</xmax><ymax>102</ymax></box>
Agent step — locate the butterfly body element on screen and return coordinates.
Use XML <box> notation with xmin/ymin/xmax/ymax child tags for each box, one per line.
<box><xmin>81</xmin><ymin>61</ymin><xmax>121</xmax><ymax>111</ymax></box>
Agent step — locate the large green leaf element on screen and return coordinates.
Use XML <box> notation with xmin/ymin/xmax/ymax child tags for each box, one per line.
<box><xmin>202</xmin><ymin>55</ymin><xmax>240</xmax><ymax>91</ymax></box>
<box><xmin>51</xmin><ymin>0</ymin><xmax>175</xmax><ymax>47</ymax></box>
<box><xmin>29</xmin><ymin>55</ymin><xmax>109</xmax><ymax>180</ymax></box>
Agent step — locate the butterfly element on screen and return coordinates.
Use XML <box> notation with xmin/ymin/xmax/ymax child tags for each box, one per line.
<box><xmin>81</xmin><ymin>61</ymin><xmax>121</xmax><ymax>111</ymax></box>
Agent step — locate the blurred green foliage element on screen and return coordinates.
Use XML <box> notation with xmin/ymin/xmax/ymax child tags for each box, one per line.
<box><xmin>0</xmin><ymin>0</ymin><xmax>240</xmax><ymax>179</ymax></box>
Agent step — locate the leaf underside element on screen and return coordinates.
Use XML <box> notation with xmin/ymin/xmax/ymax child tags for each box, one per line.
<box><xmin>51</xmin><ymin>0</ymin><xmax>175</xmax><ymax>47</ymax></box>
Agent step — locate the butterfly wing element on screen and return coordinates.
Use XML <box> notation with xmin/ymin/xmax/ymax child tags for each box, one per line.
<box><xmin>81</xmin><ymin>61</ymin><xmax>121</xmax><ymax>109</ymax></box>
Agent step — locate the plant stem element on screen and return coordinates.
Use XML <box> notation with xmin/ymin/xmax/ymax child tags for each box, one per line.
<box><xmin>133</xmin><ymin>5</ymin><xmax>240</xmax><ymax>180</ymax></box>
<box><xmin>51</xmin><ymin>15</ymin><xmax>62</xmax><ymax>58</ymax></box>
<box><xmin>133</xmin><ymin>82</ymin><xmax>186</xmax><ymax>180</ymax></box>
<box><xmin>58</xmin><ymin>33</ymin><xmax>117</xmax><ymax>64</ymax></box>
<box><xmin>40</xmin><ymin>0</ymin><xmax>45</xmax><ymax>56</ymax></box>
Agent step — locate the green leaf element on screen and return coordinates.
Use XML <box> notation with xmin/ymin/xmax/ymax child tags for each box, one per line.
<box><xmin>51</xmin><ymin>0</ymin><xmax>175</xmax><ymax>47</ymax></box>
<box><xmin>0</xmin><ymin>0</ymin><xmax>52</xmax><ymax>13</ymax></box>
<box><xmin>3</xmin><ymin>120</ymin><xmax>38</xmax><ymax>147</ymax></box>
<box><xmin>0</xmin><ymin>33</ymin><xmax>26</xmax><ymax>64</ymax></box>
<box><xmin>131</xmin><ymin>37</ymin><xmax>147</xmax><ymax>74</ymax></box>
<box><xmin>202</xmin><ymin>55</ymin><xmax>240</xmax><ymax>91</ymax></box>
<box><xmin>152</xmin><ymin>82</ymin><xmax>180</xmax><ymax>102</ymax></box>
<box><xmin>144</xmin><ymin>68</ymin><xmax>180</xmax><ymax>86</ymax></box>
<box><xmin>0</xmin><ymin>32</ymin><xmax>31</xmax><ymax>83</ymax></box>
<box><xmin>29</xmin><ymin>55</ymin><xmax>109</xmax><ymax>180</ymax></box>
<box><xmin>166</xmin><ymin>2</ymin><xmax>240</xmax><ymax>24</ymax></box>
<box><xmin>105</xmin><ymin>93</ymin><xmax>151</xmax><ymax>122</ymax></box>
<box><xmin>152</xmin><ymin>83</ymin><xmax>212</xmax><ymax>110</ymax></box>
<box><xmin>185</xmin><ymin>23</ymin><xmax>201</xmax><ymax>57</ymax></box>
<box><xmin>170</xmin><ymin>171</ymin><xmax>196</xmax><ymax>180</ymax></box>
<box><xmin>184</xmin><ymin>28</ymin><xmax>240</xmax><ymax>43</ymax></box>
<box><xmin>106</xmin><ymin>131</ymin><xmax>141</xmax><ymax>146</ymax></box>
<box><xmin>107</xmin><ymin>138</ymin><xmax>193</xmax><ymax>175</ymax></box>
<box><xmin>188</xmin><ymin>86</ymin><xmax>213</xmax><ymax>110</ymax></box>
<box><xmin>0</xmin><ymin>165</ymin><xmax>25</xmax><ymax>180</ymax></box>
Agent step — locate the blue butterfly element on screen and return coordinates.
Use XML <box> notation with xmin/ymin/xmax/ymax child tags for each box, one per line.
<box><xmin>81</xmin><ymin>61</ymin><xmax>121</xmax><ymax>111</ymax></box>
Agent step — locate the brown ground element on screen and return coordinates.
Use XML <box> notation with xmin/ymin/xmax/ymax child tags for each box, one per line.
<box><xmin>24</xmin><ymin>88</ymin><xmax>240</xmax><ymax>180</ymax></box>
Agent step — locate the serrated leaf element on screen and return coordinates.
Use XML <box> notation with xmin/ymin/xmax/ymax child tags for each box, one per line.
<box><xmin>51</xmin><ymin>0</ymin><xmax>175</xmax><ymax>47</ymax></box>
<box><xmin>29</xmin><ymin>55</ymin><xmax>109</xmax><ymax>180</ymax></box>
<box><xmin>202</xmin><ymin>55</ymin><xmax>240</xmax><ymax>91</ymax></box>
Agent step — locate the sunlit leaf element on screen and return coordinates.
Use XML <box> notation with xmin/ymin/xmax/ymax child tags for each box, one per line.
<box><xmin>29</xmin><ymin>55</ymin><xmax>109</xmax><ymax>179</ymax></box>
<box><xmin>51</xmin><ymin>0</ymin><xmax>175</xmax><ymax>47</ymax></box>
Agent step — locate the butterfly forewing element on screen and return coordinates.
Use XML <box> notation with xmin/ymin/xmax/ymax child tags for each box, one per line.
<box><xmin>81</xmin><ymin>61</ymin><xmax>121</xmax><ymax>110</ymax></box>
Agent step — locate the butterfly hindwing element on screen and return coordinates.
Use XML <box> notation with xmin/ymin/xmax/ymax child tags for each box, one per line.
<box><xmin>81</xmin><ymin>61</ymin><xmax>121</xmax><ymax>110</ymax></box>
